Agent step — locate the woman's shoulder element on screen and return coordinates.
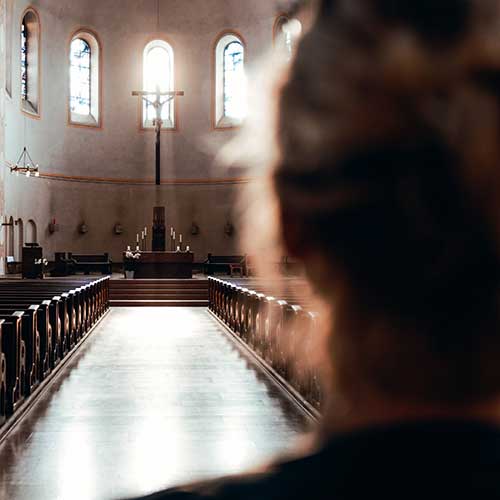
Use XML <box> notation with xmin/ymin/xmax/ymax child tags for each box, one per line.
<box><xmin>125</xmin><ymin>451</ymin><xmax>327</xmax><ymax>500</ymax></box>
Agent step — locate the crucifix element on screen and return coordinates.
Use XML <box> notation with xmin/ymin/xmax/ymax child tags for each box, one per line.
<box><xmin>132</xmin><ymin>87</ymin><xmax>185</xmax><ymax>185</ymax></box>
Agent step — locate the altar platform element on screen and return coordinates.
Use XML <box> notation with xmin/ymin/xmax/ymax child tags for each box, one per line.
<box><xmin>109</xmin><ymin>277</ymin><xmax>208</xmax><ymax>306</ymax></box>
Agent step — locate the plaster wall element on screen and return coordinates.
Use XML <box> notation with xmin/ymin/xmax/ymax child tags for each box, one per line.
<box><xmin>4</xmin><ymin>175</ymin><xmax>244</xmax><ymax>261</ymax></box>
<box><xmin>0</xmin><ymin>0</ymin><xmax>6</xmax><ymax>273</ymax></box>
<box><xmin>3</xmin><ymin>0</ymin><xmax>292</xmax><ymax>263</ymax></box>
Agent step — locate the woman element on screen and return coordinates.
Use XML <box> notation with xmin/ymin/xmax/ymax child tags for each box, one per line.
<box><xmin>129</xmin><ymin>0</ymin><xmax>500</xmax><ymax>497</ymax></box>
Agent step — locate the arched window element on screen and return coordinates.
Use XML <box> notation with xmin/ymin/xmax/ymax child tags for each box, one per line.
<box><xmin>142</xmin><ymin>40</ymin><xmax>175</xmax><ymax>129</ymax></box>
<box><xmin>20</xmin><ymin>7</ymin><xmax>41</xmax><ymax>116</ymax></box>
<box><xmin>273</xmin><ymin>15</ymin><xmax>302</xmax><ymax>59</ymax></box>
<box><xmin>69</xmin><ymin>30</ymin><xmax>101</xmax><ymax>127</ymax></box>
<box><xmin>214</xmin><ymin>33</ymin><xmax>246</xmax><ymax>128</ymax></box>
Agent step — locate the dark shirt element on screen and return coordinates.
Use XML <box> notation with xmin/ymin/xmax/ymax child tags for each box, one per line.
<box><xmin>126</xmin><ymin>421</ymin><xmax>500</xmax><ymax>499</ymax></box>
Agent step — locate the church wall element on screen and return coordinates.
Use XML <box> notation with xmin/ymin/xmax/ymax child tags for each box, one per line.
<box><xmin>4</xmin><ymin>174</ymin><xmax>244</xmax><ymax>262</ymax></box>
<box><xmin>3</xmin><ymin>0</ymin><xmax>294</xmax><ymax>264</ymax></box>
<box><xmin>0</xmin><ymin>0</ymin><xmax>6</xmax><ymax>273</ymax></box>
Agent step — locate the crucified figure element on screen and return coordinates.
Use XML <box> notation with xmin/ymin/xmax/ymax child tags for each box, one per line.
<box><xmin>132</xmin><ymin>87</ymin><xmax>185</xmax><ymax>185</ymax></box>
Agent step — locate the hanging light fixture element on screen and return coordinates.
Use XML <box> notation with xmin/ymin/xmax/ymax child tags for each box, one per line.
<box><xmin>9</xmin><ymin>147</ymin><xmax>40</xmax><ymax>177</ymax></box>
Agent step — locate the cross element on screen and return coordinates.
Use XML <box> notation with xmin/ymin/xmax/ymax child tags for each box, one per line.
<box><xmin>132</xmin><ymin>87</ymin><xmax>185</xmax><ymax>185</ymax></box>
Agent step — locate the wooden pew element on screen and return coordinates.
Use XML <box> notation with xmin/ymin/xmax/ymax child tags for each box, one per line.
<box><xmin>70</xmin><ymin>253</ymin><xmax>112</xmax><ymax>275</ymax></box>
<box><xmin>0</xmin><ymin>312</ymin><xmax>25</xmax><ymax>415</ymax></box>
<box><xmin>0</xmin><ymin>276</ymin><xmax>109</xmax><ymax>423</ymax></box>
<box><xmin>0</xmin><ymin>300</ymin><xmax>52</xmax><ymax>379</ymax></box>
<box><xmin>204</xmin><ymin>254</ymin><xmax>247</xmax><ymax>277</ymax></box>
<box><xmin>0</xmin><ymin>305</ymin><xmax>39</xmax><ymax>396</ymax></box>
<box><xmin>208</xmin><ymin>277</ymin><xmax>322</xmax><ymax>409</ymax></box>
<box><xmin>0</xmin><ymin>320</ymin><xmax>7</xmax><ymax>424</ymax></box>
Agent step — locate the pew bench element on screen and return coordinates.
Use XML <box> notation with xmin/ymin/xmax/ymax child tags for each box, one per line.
<box><xmin>208</xmin><ymin>277</ymin><xmax>323</xmax><ymax>410</ymax></box>
<box><xmin>0</xmin><ymin>276</ymin><xmax>109</xmax><ymax>423</ymax></box>
<box><xmin>203</xmin><ymin>255</ymin><xmax>247</xmax><ymax>277</ymax></box>
<box><xmin>69</xmin><ymin>253</ymin><xmax>112</xmax><ymax>275</ymax></box>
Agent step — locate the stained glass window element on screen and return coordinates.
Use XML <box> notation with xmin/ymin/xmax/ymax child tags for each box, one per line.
<box><xmin>70</xmin><ymin>38</ymin><xmax>91</xmax><ymax>116</ymax></box>
<box><xmin>20</xmin><ymin>20</ymin><xmax>28</xmax><ymax>100</ymax></box>
<box><xmin>223</xmin><ymin>41</ymin><xmax>245</xmax><ymax>121</ymax></box>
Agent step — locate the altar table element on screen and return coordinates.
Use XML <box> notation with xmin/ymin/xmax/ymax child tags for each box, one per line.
<box><xmin>131</xmin><ymin>252</ymin><xmax>194</xmax><ymax>279</ymax></box>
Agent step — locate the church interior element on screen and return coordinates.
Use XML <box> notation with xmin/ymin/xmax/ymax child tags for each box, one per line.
<box><xmin>0</xmin><ymin>0</ymin><xmax>320</xmax><ymax>498</ymax></box>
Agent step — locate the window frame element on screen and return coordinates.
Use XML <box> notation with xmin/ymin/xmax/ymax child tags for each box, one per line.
<box><xmin>140</xmin><ymin>38</ymin><xmax>177</xmax><ymax>131</ymax></box>
<box><xmin>213</xmin><ymin>31</ymin><xmax>247</xmax><ymax>130</ymax></box>
<box><xmin>273</xmin><ymin>13</ymin><xmax>302</xmax><ymax>59</ymax></box>
<box><xmin>20</xmin><ymin>6</ymin><xmax>41</xmax><ymax>118</ymax></box>
<box><xmin>68</xmin><ymin>28</ymin><xmax>102</xmax><ymax>129</ymax></box>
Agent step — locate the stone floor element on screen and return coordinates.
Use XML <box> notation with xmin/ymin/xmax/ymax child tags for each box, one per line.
<box><xmin>0</xmin><ymin>308</ymin><xmax>312</xmax><ymax>500</ymax></box>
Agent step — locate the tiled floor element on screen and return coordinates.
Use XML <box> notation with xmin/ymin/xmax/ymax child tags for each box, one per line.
<box><xmin>0</xmin><ymin>308</ymin><xmax>312</xmax><ymax>500</ymax></box>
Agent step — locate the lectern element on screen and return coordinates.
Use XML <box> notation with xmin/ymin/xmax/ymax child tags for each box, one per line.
<box><xmin>22</xmin><ymin>243</ymin><xmax>43</xmax><ymax>279</ymax></box>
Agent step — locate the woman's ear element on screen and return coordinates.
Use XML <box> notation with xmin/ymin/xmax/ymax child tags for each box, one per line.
<box><xmin>280</xmin><ymin>206</ymin><xmax>308</xmax><ymax>258</ymax></box>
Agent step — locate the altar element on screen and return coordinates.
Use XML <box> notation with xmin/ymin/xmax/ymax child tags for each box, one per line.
<box><xmin>133</xmin><ymin>252</ymin><xmax>194</xmax><ymax>279</ymax></box>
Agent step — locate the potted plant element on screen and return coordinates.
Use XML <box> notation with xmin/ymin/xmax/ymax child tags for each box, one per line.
<box><xmin>124</xmin><ymin>247</ymin><xmax>141</xmax><ymax>279</ymax></box>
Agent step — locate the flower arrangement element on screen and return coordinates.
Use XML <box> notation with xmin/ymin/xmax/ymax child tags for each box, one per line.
<box><xmin>124</xmin><ymin>250</ymin><xmax>141</xmax><ymax>260</ymax></box>
<box><xmin>124</xmin><ymin>246</ymin><xmax>141</xmax><ymax>275</ymax></box>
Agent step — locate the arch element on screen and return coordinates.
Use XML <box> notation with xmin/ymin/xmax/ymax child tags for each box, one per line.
<box><xmin>20</xmin><ymin>6</ymin><xmax>41</xmax><ymax>117</ymax></box>
<box><xmin>69</xmin><ymin>28</ymin><xmax>102</xmax><ymax>128</ymax></box>
<box><xmin>273</xmin><ymin>14</ymin><xmax>302</xmax><ymax>59</ymax></box>
<box><xmin>214</xmin><ymin>32</ymin><xmax>246</xmax><ymax>129</ymax></box>
<box><xmin>26</xmin><ymin>219</ymin><xmax>37</xmax><ymax>245</ymax></box>
<box><xmin>141</xmin><ymin>39</ymin><xmax>175</xmax><ymax>129</ymax></box>
<box><xmin>14</xmin><ymin>219</ymin><xmax>24</xmax><ymax>262</ymax></box>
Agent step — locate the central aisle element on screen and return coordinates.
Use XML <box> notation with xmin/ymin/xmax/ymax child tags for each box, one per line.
<box><xmin>0</xmin><ymin>308</ymin><xmax>311</xmax><ymax>500</ymax></box>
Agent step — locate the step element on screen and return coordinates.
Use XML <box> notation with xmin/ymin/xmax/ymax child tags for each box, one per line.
<box><xmin>110</xmin><ymin>299</ymin><xmax>208</xmax><ymax>307</ymax></box>
<box><xmin>110</xmin><ymin>295</ymin><xmax>208</xmax><ymax>299</ymax></box>
<box><xmin>109</xmin><ymin>290</ymin><xmax>208</xmax><ymax>296</ymax></box>
<box><xmin>110</xmin><ymin>279</ymin><xmax>208</xmax><ymax>285</ymax></box>
<box><xmin>110</xmin><ymin>289</ymin><xmax>208</xmax><ymax>293</ymax></box>
<box><xmin>110</xmin><ymin>284</ymin><xmax>208</xmax><ymax>289</ymax></box>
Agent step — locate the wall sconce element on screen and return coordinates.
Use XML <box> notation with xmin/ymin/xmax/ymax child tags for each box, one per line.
<box><xmin>191</xmin><ymin>222</ymin><xmax>200</xmax><ymax>236</ymax></box>
<box><xmin>114</xmin><ymin>223</ymin><xmax>124</xmax><ymax>235</ymax></box>
<box><xmin>79</xmin><ymin>223</ymin><xmax>88</xmax><ymax>234</ymax></box>
<box><xmin>224</xmin><ymin>222</ymin><xmax>234</xmax><ymax>236</ymax></box>
<box><xmin>48</xmin><ymin>219</ymin><xmax>59</xmax><ymax>234</ymax></box>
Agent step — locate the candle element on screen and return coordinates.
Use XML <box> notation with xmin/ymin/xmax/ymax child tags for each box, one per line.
<box><xmin>136</xmin><ymin>245</ymin><xmax>140</xmax><ymax>251</ymax></box>
<box><xmin>136</xmin><ymin>234</ymin><xmax>139</xmax><ymax>243</ymax></box>
<box><xmin>141</xmin><ymin>231</ymin><xmax>144</xmax><ymax>240</ymax></box>
<box><xmin>127</xmin><ymin>245</ymin><xmax>131</xmax><ymax>251</ymax></box>
<box><xmin>186</xmin><ymin>246</ymin><xmax>190</xmax><ymax>252</ymax></box>
<box><xmin>179</xmin><ymin>234</ymin><xmax>182</xmax><ymax>243</ymax></box>
<box><xmin>170</xmin><ymin>227</ymin><xmax>173</xmax><ymax>236</ymax></box>
<box><xmin>144</xmin><ymin>227</ymin><xmax>147</xmax><ymax>236</ymax></box>
<box><xmin>176</xmin><ymin>246</ymin><xmax>180</xmax><ymax>252</ymax></box>
<box><xmin>173</xmin><ymin>231</ymin><xmax>176</xmax><ymax>240</ymax></box>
